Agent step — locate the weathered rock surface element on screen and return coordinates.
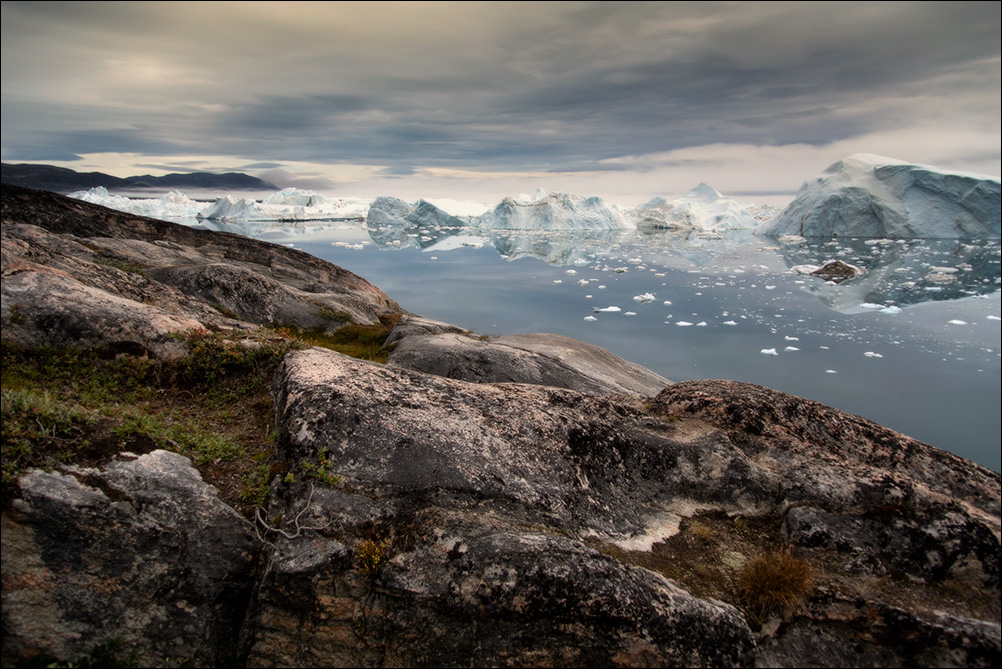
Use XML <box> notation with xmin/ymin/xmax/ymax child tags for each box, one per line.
<box><xmin>3</xmin><ymin>185</ymin><xmax>1000</xmax><ymax>667</ymax></box>
<box><xmin>1</xmin><ymin>184</ymin><xmax>402</xmax><ymax>356</ymax></box>
<box><xmin>386</xmin><ymin>315</ymin><xmax>671</xmax><ymax>396</ymax></box>
<box><xmin>259</xmin><ymin>348</ymin><xmax>999</xmax><ymax>667</ymax></box>
<box><xmin>2</xmin><ymin>451</ymin><xmax>258</xmax><ymax>667</ymax></box>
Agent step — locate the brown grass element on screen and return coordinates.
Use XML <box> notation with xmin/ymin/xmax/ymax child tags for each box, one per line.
<box><xmin>737</xmin><ymin>548</ymin><xmax>814</xmax><ymax>620</ymax></box>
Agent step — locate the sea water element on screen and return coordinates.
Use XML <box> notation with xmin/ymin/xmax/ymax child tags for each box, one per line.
<box><xmin>211</xmin><ymin>220</ymin><xmax>1001</xmax><ymax>472</ymax></box>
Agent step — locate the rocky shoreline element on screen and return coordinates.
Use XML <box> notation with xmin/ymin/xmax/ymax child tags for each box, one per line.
<box><xmin>2</xmin><ymin>184</ymin><xmax>999</xmax><ymax>667</ymax></box>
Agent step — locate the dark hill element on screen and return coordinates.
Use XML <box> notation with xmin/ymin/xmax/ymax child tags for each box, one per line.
<box><xmin>1</xmin><ymin>162</ymin><xmax>277</xmax><ymax>193</ymax></box>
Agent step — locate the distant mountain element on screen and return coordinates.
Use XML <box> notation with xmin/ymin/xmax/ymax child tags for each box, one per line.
<box><xmin>0</xmin><ymin>162</ymin><xmax>278</xmax><ymax>193</ymax></box>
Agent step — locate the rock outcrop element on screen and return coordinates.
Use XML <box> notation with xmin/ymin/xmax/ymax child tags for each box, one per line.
<box><xmin>3</xmin><ymin>451</ymin><xmax>258</xmax><ymax>667</ymax></box>
<box><xmin>385</xmin><ymin>315</ymin><xmax>671</xmax><ymax>396</ymax></box>
<box><xmin>2</xmin><ymin>185</ymin><xmax>999</xmax><ymax>667</ymax></box>
<box><xmin>756</xmin><ymin>154</ymin><xmax>1001</xmax><ymax>239</ymax></box>
<box><xmin>1</xmin><ymin>184</ymin><xmax>402</xmax><ymax>357</ymax></box>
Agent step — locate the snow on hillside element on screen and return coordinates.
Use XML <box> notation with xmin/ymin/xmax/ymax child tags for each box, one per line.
<box><xmin>756</xmin><ymin>154</ymin><xmax>1001</xmax><ymax>239</ymax></box>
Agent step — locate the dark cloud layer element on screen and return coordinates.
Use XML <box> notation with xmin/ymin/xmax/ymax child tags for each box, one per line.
<box><xmin>2</xmin><ymin>1</ymin><xmax>998</xmax><ymax>176</ymax></box>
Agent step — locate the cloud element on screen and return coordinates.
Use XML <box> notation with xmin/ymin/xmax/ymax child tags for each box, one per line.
<box><xmin>1</xmin><ymin>1</ymin><xmax>997</xmax><ymax>198</ymax></box>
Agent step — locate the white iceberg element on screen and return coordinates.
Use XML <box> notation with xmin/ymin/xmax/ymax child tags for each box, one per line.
<box><xmin>756</xmin><ymin>154</ymin><xmax>1001</xmax><ymax>239</ymax></box>
<box><xmin>69</xmin><ymin>187</ymin><xmax>208</xmax><ymax>220</ymax></box>
<box><xmin>476</xmin><ymin>192</ymin><xmax>632</xmax><ymax>230</ymax></box>
<box><xmin>633</xmin><ymin>183</ymin><xmax>758</xmax><ymax>231</ymax></box>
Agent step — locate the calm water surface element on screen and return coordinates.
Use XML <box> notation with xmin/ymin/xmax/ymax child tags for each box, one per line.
<box><xmin>216</xmin><ymin>221</ymin><xmax>1001</xmax><ymax>471</ymax></box>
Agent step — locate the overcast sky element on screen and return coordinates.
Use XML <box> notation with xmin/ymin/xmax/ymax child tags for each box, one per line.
<box><xmin>2</xmin><ymin>1</ymin><xmax>999</xmax><ymax>206</ymax></box>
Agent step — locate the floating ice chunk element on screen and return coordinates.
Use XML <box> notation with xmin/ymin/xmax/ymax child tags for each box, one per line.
<box><xmin>880</xmin><ymin>306</ymin><xmax>902</xmax><ymax>314</ymax></box>
<box><xmin>948</xmin><ymin>319</ymin><xmax>968</xmax><ymax>325</ymax></box>
<box><xmin>723</xmin><ymin>320</ymin><xmax>737</xmax><ymax>326</ymax></box>
<box><xmin>987</xmin><ymin>315</ymin><xmax>1001</xmax><ymax>321</ymax></box>
<box><xmin>860</xmin><ymin>303</ymin><xmax>883</xmax><ymax>309</ymax></box>
<box><xmin>784</xmin><ymin>346</ymin><xmax>800</xmax><ymax>352</ymax></box>
<box><xmin>820</xmin><ymin>346</ymin><xmax>830</xmax><ymax>350</ymax></box>
<box><xmin>765</xmin><ymin>285</ymin><xmax>776</xmax><ymax>290</ymax></box>
<box><xmin>826</xmin><ymin>369</ymin><xmax>837</xmax><ymax>374</ymax></box>
<box><xmin>577</xmin><ymin>279</ymin><xmax>590</xmax><ymax>286</ymax></box>
<box><xmin>595</xmin><ymin>306</ymin><xmax>621</xmax><ymax>313</ymax></box>
<box><xmin>598</xmin><ymin>285</ymin><xmax>607</xmax><ymax>290</ymax></box>
<box><xmin>676</xmin><ymin>321</ymin><xmax>694</xmax><ymax>327</ymax></box>
<box><xmin>565</xmin><ymin>269</ymin><xmax>578</xmax><ymax>275</ymax></box>
<box><xmin>624</xmin><ymin>311</ymin><xmax>637</xmax><ymax>316</ymax></box>
<box><xmin>553</xmin><ymin>280</ymin><xmax>563</xmax><ymax>284</ymax></box>
<box><xmin>785</xmin><ymin>336</ymin><xmax>800</xmax><ymax>341</ymax></box>
<box><xmin>864</xmin><ymin>352</ymin><xmax>883</xmax><ymax>358</ymax></box>
<box><xmin>584</xmin><ymin>315</ymin><xmax>598</xmax><ymax>321</ymax></box>
<box><xmin>760</xmin><ymin>348</ymin><xmax>779</xmax><ymax>356</ymax></box>
<box><xmin>696</xmin><ymin>321</ymin><xmax>707</xmax><ymax>327</ymax></box>
<box><xmin>633</xmin><ymin>293</ymin><xmax>656</xmax><ymax>303</ymax></box>
<box><xmin>663</xmin><ymin>300</ymin><xmax>673</xmax><ymax>306</ymax></box>
<box><xmin>584</xmin><ymin>294</ymin><xmax>593</xmax><ymax>298</ymax></box>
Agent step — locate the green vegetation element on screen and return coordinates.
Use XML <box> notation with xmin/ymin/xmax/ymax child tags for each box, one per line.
<box><xmin>0</xmin><ymin>314</ymin><xmax>398</xmax><ymax>511</ymax></box>
<box><xmin>281</xmin><ymin>313</ymin><xmax>400</xmax><ymax>362</ymax></box>
<box><xmin>356</xmin><ymin>536</ymin><xmax>389</xmax><ymax>577</ymax></box>
<box><xmin>300</xmin><ymin>446</ymin><xmax>342</xmax><ymax>487</ymax></box>
<box><xmin>0</xmin><ymin>332</ymin><xmax>293</xmax><ymax>508</ymax></box>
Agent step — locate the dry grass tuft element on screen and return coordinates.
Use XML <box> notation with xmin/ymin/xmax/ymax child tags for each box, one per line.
<box><xmin>737</xmin><ymin>548</ymin><xmax>814</xmax><ymax>620</ymax></box>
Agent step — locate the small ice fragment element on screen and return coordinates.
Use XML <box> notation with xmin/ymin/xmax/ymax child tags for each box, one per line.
<box><xmin>585</xmin><ymin>294</ymin><xmax>593</xmax><ymax>298</ymax></box>
<box><xmin>785</xmin><ymin>336</ymin><xmax>799</xmax><ymax>341</ymax></box>
<box><xmin>880</xmin><ymin>306</ymin><xmax>902</xmax><ymax>315</ymax></box>
<box><xmin>784</xmin><ymin>346</ymin><xmax>800</xmax><ymax>352</ymax></box>
<box><xmin>696</xmin><ymin>321</ymin><xmax>707</xmax><ymax>327</ymax></box>
<box><xmin>864</xmin><ymin>352</ymin><xmax>883</xmax><ymax>358</ymax></box>
<box><xmin>861</xmin><ymin>303</ymin><xmax>882</xmax><ymax>309</ymax></box>
<box><xmin>760</xmin><ymin>348</ymin><xmax>779</xmax><ymax>356</ymax></box>
<box><xmin>430</xmin><ymin>256</ymin><xmax>438</xmax><ymax>260</ymax></box>
<box><xmin>624</xmin><ymin>311</ymin><xmax>637</xmax><ymax>316</ymax></box>
<box><xmin>948</xmin><ymin>319</ymin><xmax>968</xmax><ymax>325</ymax></box>
<box><xmin>577</xmin><ymin>279</ymin><xmax>589</xmax><ymax>286</ymax></box>
<box><xmin>765</xmin><ymin>285</ymin><xmax>776</xmax><ymax>290</ymax></box>
<box><xmin>723</xmin><ymin>320</ymin><xmax>737</xmax><ymax>326</ymax></box>
<box><xmin>595</xmin><ymin>306</ymin><xmax>622</xmax><ymax>313</ymax></box>
<box><xmin>584</xmin><ymin>316</ymin><xmax>598</xmax><ymax>321</ymax></box>
<box><xmin>676</xmin><ymin>321</ymin><xmax>694</xmax><ymax>327</ymax></box>
<box><xmin>565</xmin><ymin>269</ymin><xmax>578</xmax><ymax>275</ymax></box>
<box><xmin>553</xmin><ymin>280</ymin><xmax>563</xmax><ymax>284</ymax></box>
<box><xmin>633</xmin><ymin>293</ymin><xmax>656</xmax><ymax>303</ymax></box>
<box><xmin>825</xmin><ymin>369</ymin><xmax>837</xmax><ymax>374</ymax></box>
<box><xmin>598</xmin><ymin>285</ymin><xmax>607</xmax><ymax>290</ymax></box>
<box><xmin>987</xmin><ymin>315</ymin><xmax>1001</xmax><ymax>321</ymax></box>
<box><xmin>820</xmin><ymin>346</ymin><xmax>830</xmax><ymax>350</ymax></box>
<box><xmin>663</xmin><ymin>300</ymin><xmax>672</xmax><ymax>306</ymax></box>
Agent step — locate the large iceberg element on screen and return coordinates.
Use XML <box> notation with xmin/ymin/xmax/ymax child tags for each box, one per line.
<box><xmin>199</xmin><ymin>188</ymin><xmax>369</xmax><ymax>221</ymax></box>
<box><xmin>68</xmin><ymin>187</ymin><xmax>208</xmax><ymax>220</ymax></box>
<box><xmin>633</xmin><ymin>183</ymin><xmax>758</xmax><ymax>231</ymax></box>
<box><xmin>476</xmin><ymin>191</ymin><xmax>632</xmax><ymax>230</ymax></box>
<box><xmin>756</xmin><ymin>154</ymin><xmax>1001</xmax><ymax>239</ymax></box>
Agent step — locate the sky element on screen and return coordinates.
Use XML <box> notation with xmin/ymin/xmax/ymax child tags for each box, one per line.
<box><xmin>2</xmin><ymin>1</ymin><xmax>1000</xmax><ymax>207</ymax></box>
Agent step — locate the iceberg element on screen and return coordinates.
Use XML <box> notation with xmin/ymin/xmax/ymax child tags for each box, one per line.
<box><xmin>69</xmin><ymin>187</ymin><xmax>208</xmax><ymax>220</ymax></box>
<box><xmin>756</xmin><ymin>154</ymin><xmax>1001</xmax><ymax>239</ymax></box>
<box><xmin>632</xmin><ymin>183</ymin><xmax>758</xmax><ymax>231</ymax></box>
<box><xmin>199</xmin><ymin>188</ymin><xmax>369</xmax><ymax>221</ymax></box>
<box><xmin>476</xmin><ymin>192</ymin><xmax>632</xmax><ymax>231</ymax></box>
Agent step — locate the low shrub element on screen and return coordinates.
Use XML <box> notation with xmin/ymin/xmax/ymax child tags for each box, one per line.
<box><xmin>737</xmin><ymin>548</ymin><xmax>814</xmax><ymax>620</ymax></box>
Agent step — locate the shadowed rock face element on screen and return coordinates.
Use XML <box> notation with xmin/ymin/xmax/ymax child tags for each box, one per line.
<box><xmin>386</xmin><ymin>315</ymin><xmax>671</xmax><ymax>396</ymax></box>
<box><xmin>3</xmin><ymin>452</ymin><xmax>258</xmax><ymax>667</ymax></box>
